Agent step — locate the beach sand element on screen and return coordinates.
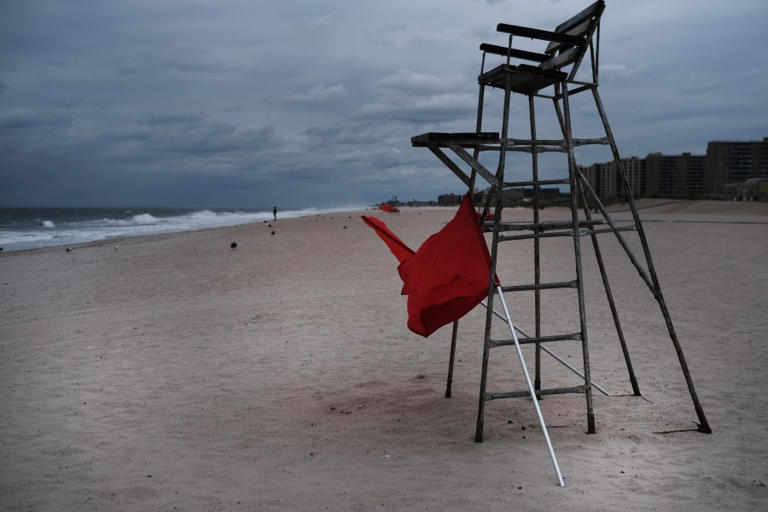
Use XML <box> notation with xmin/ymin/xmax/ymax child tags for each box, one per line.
<box><xmin>1</xmin><ymin>200</ymin><xmax>767</xmax><ymax>510</ymax></box>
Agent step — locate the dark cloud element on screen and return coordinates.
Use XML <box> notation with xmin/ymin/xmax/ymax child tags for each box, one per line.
<box><xmin>0</xmin><ymin>111</ymin><xmax>73</xmax><ymax>130</ymax></box>
<box><xmin>0</xmin><ymin>0</ymin><xmax>767</xmax><ymax>207</ymax></box>
<box><xmin>357</xmin><ymin>93</ymin><xmax>476</xmax><ymax>123</ymax></box>
<box><xmin>140</xmin><ymin>113</ymin><xmax>204</xmax><ymax>126</ymax></box>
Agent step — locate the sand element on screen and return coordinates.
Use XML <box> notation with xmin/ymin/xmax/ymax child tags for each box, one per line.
<box><xmin>1</xmin><ymin>200</ymin><xmax>767</xmax><ymax>511</ymax></box>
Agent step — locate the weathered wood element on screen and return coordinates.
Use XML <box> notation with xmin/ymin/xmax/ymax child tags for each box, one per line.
<box><xmin>411</xmin><ymin>132</ymin><xmax>499</xmax><ymax>147</ymax></box>
<box><xmin>496</xmin><ymin>24</ymin><xmax>585</xmax><ymax>45</ymax></box>
<box><xmin>501</xmin><ymin>280</ymin><xmax>578</xmax><ymax>292</ymax></box>
<box><xmin>446</xmin><ymin>143</ymin><xmax>499</xmax><ymax>188</ymax></box>
<box><xmin>544</xmin><ymin>18</ymin><xmax>592</xmax><ymax>55</ymax></box>
<box><xmin>490</xmin><ymin>332</ymin><xmax>582</xmax><ymax>348</ymax></box>
<box><xmin>576</xmin><ymin>177</ymin><xmax>641</xmax><ymax>396</ymax></box>
<box><xmin>445</xmin><ymin>320</ymin><xmax>459</xmax><ymax>398</ymax></box>
<box><xmin>489</xmin><ymin>219</ymin><xmax>603</xmax><ymax>231</ymax></box>
<box><xmin>427</xmin><ymin>147</ymin><xmax>472</xmax><ymax>188</ymax></box>
<box><xmin>504</xmin><ymin>178</ymin><xmax>569</xmax><ymax>187</ymax></box>
<box><xmin>479</xmin><ymin>43</ymin><xmax>548</xmax><ymax>63</ymax></box>
<box><xmin>541</xmin><ymin>46</ymin><xmax>580</xmax><ymax>70</ymax></box>
<box><xmin>591</xmin><ymin>86</ymin><xmax>711</xmax><ymax>433</ymax></box>
<box><xmin>544</xmin><ymin>19</ymin><xmax>592</xmax><ymax>56</ymax></box>
<box><xmin>507</xmin><ymin>137</ymin><xmax>565</xmax><ymax>146</ymax></box>
<box><xmin>505</xmin><ymin>146</ymin><xmax>566</xmax><ymax>153</ymax></box>
<box><xmin>495</xmin><ymin>224</ymin><xmax>636</xmax><ymax>242</ymax></box>
<box><xmin>487</xmin><ymin>385</ymin><xmax>585</xmax><ymax>401</ymax></box>
<box><xmin>553</xmin><ymin>0</ymin><xmax>605</xmax><ymax>35</ymax></box>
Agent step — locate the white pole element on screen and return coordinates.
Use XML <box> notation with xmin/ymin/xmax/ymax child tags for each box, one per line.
<box><xmin>495</xmin><ymin>285</ymin><xmax>565</xmax><ymax>487</ymax></box>
<box><xmin>482</xmin><ymin>300</ymin><xmax>610</xmax><ymax>397</ymax></box>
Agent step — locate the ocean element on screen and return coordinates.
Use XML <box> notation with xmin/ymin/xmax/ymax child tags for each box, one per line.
<box><xmin>0</xmin><ymin>206</ymin><xmax>365</xmax><ymax>252</ymax></box>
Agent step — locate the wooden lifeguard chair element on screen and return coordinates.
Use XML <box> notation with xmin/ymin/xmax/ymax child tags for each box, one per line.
<box><xmin>411</xmin><ymin>0</ymin><xmax>711</xmax><ymax>443</ymax></box>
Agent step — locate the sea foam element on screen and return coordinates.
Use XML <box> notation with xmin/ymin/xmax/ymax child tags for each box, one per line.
<box><xmin>0</xmin><ymin>205</ymin><xmax>367</xmax><ymax>251</ymax></box>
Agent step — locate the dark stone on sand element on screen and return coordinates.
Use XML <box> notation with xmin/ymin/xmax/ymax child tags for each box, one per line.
<box><xmin>271</xmin><ymin>230</ymin><xmax>276</xmax><ymax>235</ymax></box>
<box><xmin>343</xmin><ymin>225</ymin><xmax>347</xmax><ymax>229</ymax></box>
<box><xmin>230</xmin><ymin>242</ymin><xmax>238</xmax><ymax>249</ymax></box>
<box><xmin>65</xmin><ymin>247</ymin><xmax>72</xmax><ymax>253</ymax></box>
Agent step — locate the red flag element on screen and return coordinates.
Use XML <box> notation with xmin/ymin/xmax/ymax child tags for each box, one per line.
<box><xmin>362</xmin><ymin>194</ymin><xmax>493</xmax><ymax>337</ymax></box>
<box><xmin>361</xmin><ymin>215</ymin><xmax>414</xmax><ymax>264</ymax></box>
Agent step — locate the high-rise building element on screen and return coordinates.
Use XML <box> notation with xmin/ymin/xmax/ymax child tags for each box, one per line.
<box><xmin>646</xmin><ymin>152</ymin><xmax>706</xmax><ymax>198</ymax></box>
<box><xmin>582</xmin><ymin>162</ymin><xmax>616</xmax><ymax>201</ymax></box>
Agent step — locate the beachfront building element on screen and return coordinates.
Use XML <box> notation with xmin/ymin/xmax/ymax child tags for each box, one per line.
<box><xmin>725</xmin><ymin>177</ymin><xmax>768</xmax><ymax>202</ymax></box>
<box><xmin>468</xmin><ymin>188</ymin><xmax>524</xmax><ymax>207</ymax></box>
<box><xmin>646</xmin><ymin>152</ymin><xmax>706</xmax><ymax>198</ymax></box>
<box><xmin>437</xmin><ymin>193</ymin><xmax>463</xmax><ymax>206</ymax></box>
<box><xmin>579</xmin><ymin>137</ymin><xmax>767</xmax><ymax>202</ymax></box>
<box><xmin>582</xmin><ymin>156</ymin><xmax>645</xmax><ymax>202</ymax></box>
<box><xmin>705</xmin><ymin>137</ymin><xmax>768</xmax><ymax>197</ymax></box>
<box><xmin>582</xmin><ymin>162</ymin><xmax>616</xmax><ymax>201</ymax></box>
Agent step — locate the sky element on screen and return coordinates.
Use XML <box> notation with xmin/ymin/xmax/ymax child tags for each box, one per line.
<box><xmin>1</xmin><ymin>0</ymin><xmax>767</xmax><ymax>208</ymax></box>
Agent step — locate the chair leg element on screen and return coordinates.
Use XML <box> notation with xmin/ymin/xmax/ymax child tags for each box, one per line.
<box><xmin>590</xmin><ymin>87</ymin><xmax>711</xmax><ymax>433</ymax></box>
<box><xmin>562</xmin><ymin>82</ymin><xmax>596</xmax><ymax>434</ymax></box>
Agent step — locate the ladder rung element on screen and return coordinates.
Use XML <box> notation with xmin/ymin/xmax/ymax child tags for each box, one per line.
<box><xmin>500</xmin><ymin>137</ymin><xmax>607</xmax><ymax>148</ymax></box>
<box><xmin>503</xmin><ymin>178</ymin><xmax>570</xmax><ymax>188</ymax></box>
<box><xmin>572</xmin><ymin>137</ymin><xmax>609</xmax><ymax>146</ymax></box>
<box><xmin>507</xmin><ymin>138</ymin><xmax>565</xmax><ymax>146</ymax></box>
<box><xmin>489</xmin><ymin>332</ymin><xmax>582</xmax><ymax>348</ymax></box>
<box><xmin>486</xmin><ymin>385</ymin><xmax>585</xmax><ymax>401</ymax></box>
<box><xmin>499</xmin><ymin>231</ymin><xmax>574</xmax><ymax>241</ymax></box>
<box><xmin>488</xmin><ymin>220</ymin><xmax>603</xmax><ymax>232</ymax></box>
<box><xmin>493</xmin><ymin>224</ymin><xmax>637</xmax><ymax>241</ymax></box>
<box><xmin>505</xmin><ymin>146</ymin><xmax>566</xmax><ymax>154</ymax></box>
<box><xmin>500</xmin><ymin>281</ymin><xmax>577</xmax><ymax>292</ymax></box>
<box><xmin>586</xmin><ymin>225</ymin><xmax>637</xmax><ymax>236</ymax></box>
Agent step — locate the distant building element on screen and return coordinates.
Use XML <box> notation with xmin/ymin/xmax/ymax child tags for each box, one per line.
<box><xmin>581</xmin><ymin>157</ymin><xmax>645</xmax><ymax>201</ymax></box>
<box><xmin>521</xmin><ymin>187</ymin><xmax>561</xmax><ymax>200</ymax></box>
<box><xmin>645</xmin><ymin>152</ymin><xmax>706</xmax><ymax>198</ymax></box>
<box><xmin>438</xmin><ymin>137</ymin><xmax>768</xmax><ymax>204</ymax></box>
<box><xmin>725</xmin><ymin>178</ymin><xmax>768</xmax><ymax>202</ymax></box>
<box><xmin>582</xmin><ymin>162</ymin><xmax>617</xmax><ymax>201</ymax></box>
<box><xmin>469</xmin><ymin>188</ymin><xmax>524</xmax><ymax>207</ymax></box>
<box><xmin>437</xmin><ymin>193</ymin><xmax>463</xmax><ymax>206</ymax></box>
<box><xmin>705</xmin><ymin>137</ymin><xmax>768</xmax><ymax>197</ymax></box>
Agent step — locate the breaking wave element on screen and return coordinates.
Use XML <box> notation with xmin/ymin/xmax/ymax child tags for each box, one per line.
<box><xmin>0</xmin><ymin>205</ymin><xmax>367</xmax><ymax>251</ymax></box>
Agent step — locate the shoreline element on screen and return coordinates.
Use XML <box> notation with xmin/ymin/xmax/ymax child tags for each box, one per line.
<box><xmin>0</xmin><ymin>206</ymin><xmax>376</xmax><ymax>255</ymax></box>
<box><xmin>4</xmin><ymin>198</ymin><xmax>768</xmax><ymax>256</ymax></box>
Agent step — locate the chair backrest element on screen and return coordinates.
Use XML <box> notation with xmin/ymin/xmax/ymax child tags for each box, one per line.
<box><xmin>541</xmin><ymin>0</ymin><xmax>605</xmax><ymax>75</ymax></box>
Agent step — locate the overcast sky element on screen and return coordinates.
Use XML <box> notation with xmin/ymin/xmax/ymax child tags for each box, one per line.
<box><xmin>1</xmin><ymin>0</ymin><xmax>767</xmax><ymax>208</ymax></box>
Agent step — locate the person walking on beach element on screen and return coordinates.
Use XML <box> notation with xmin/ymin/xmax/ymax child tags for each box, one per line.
<box><xmin>273</xmin><ymin>206</ymin><xmax>277</xmax><ymax>221</ymax></box>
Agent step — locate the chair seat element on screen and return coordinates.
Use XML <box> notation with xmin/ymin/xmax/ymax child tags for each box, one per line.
<box><xmin>478</xmin><ymin>64</ymin><xmax>567</xmax><ymax>94</ymax></box>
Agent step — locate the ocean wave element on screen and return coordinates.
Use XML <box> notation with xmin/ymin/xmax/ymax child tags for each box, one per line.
<box><xmin>0</xmin><ymin>205</ymin><xmax>368</xmax><ymax>251</ymax></box>
<box><xmin>90</xmin><ymin>213</ymin><xmax>160</xmax><ymax>227</ymax></box>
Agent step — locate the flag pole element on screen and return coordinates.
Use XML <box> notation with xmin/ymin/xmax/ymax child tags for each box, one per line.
<box><xmin>496</xmin><ymin>284</ymin><xmax>565</xmax><ymax>487</ymax></box>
